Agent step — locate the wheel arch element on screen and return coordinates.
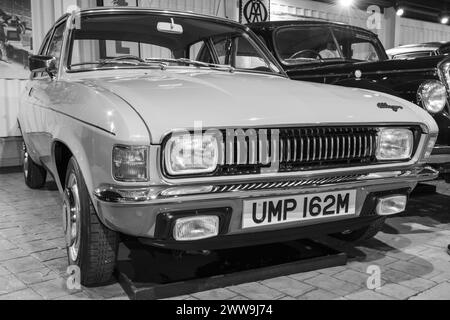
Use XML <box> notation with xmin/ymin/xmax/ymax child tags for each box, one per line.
<box><xmin>52</xmin><ymin>140</ymin><xmax>73</xmax><ymax>191</ymax></box>
<box><xmin>50</xmin><ymin>138</ymin><xmax>93</xmax><ymax>202</ymax></box>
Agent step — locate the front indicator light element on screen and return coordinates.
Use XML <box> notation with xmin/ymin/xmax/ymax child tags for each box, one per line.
<box><xmin>113</xmin><ymin>146</ymin><xmax>149</xmax><ymax>182</ymax></box>
<box><xmin>173</xmin><ymin>216</ymin><xmax>219</xmax><ymax>241</ymax></box>
<box><xmin>376</xmin><ymin>128</ymin><xmax>413</xmax><ymax>161</ymax></box>
<box><xmin>422</xmin><ymin>135</ymin><xmax>438</xmax><ymax>161</ymax></box>
<box><xmin>376</xmin><ymin>195</ymin><xmax>407</xmax><ymax>216</ymax></box>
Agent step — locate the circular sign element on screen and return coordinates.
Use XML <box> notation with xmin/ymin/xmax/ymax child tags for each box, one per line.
<box><xmin>243</xmin><ymin>0</ymin><xmax>269</xmax><ymax>23</ymax></box>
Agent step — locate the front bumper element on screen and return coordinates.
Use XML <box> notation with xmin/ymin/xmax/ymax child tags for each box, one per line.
<box><xmin>429</xmin><ymin>145</ymin><xmax>450</xmax><ymax>173</ymax></box>
<box><xmin>93</xmin><ymin>167</ymin><xmax>437</xmax><ymax>250</ymax></box>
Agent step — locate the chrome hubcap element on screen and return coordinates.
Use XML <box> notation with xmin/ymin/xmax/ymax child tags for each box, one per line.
<box><xmin>63</xmin><ymin>173</ymin><xmax>81</xmax><ymax>262</ymax></box>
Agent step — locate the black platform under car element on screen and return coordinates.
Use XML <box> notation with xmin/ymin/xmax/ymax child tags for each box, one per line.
<box><xmin>249</xmin><ymin>19</ymin><xmax>450</xmax><ymax>181</ymax></box>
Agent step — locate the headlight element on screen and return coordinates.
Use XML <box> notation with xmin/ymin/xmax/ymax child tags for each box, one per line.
<box><xmin>376</xmin><ymin>128</ymin><xmax>413</xmax><ymax>161</ymax></box>
<box><xmin>112</xmin><ymin>146</ymin><xmax>148</xmax><ymax>182</ymax></box>
<box><xmin>165</xmin><ymin>133</ymin><xmax>219</xmax><ymax>176</ymax></box>
<box><xmin>417</xmin><ymin>80</ymin><xmax>447</xmax><ymax>114</ymax></box>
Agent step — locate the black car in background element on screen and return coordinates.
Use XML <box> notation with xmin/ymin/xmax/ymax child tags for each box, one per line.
<box><xmin>387</xmin><ymin>42</ymin><xmax>450</xmax><ymax>60</ymax></box>
<box><xmin>249</xmin><ymin>19</ymin><xmax>450</xmax><ymax>181</ymax></box>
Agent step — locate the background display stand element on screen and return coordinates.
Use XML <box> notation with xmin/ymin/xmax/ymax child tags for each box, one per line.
<box><xmin>117</xmin><ymin>239</ymin><xmax>348</xmax><ymax>300</ymax></box>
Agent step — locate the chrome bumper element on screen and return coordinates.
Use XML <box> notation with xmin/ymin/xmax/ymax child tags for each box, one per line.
<box><xmin>92</xmin><ymin>167</ymin><xmax>437</xmax><ymax>239</ymax></box>
<box><xmin>94</xmin><ymin>167</ymin><xmax>437</xmax><ymax>205</ymax></box>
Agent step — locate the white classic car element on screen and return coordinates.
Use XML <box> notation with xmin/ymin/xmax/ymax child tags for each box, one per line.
<box><xmin>18</xmin><ymin>7</ymin><xmax>439</xmax><ymax>286</ymax></box>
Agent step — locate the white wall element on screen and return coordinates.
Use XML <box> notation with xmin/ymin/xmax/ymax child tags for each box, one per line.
<box><xmin>0</xmin><ymin>0</ymin><xmax>92</xmax><ymax>139</ymax></box>
<box><xmin>138</xmin><ymin>0</ymin><xmax>226</xmax><ymax>17</ymax></box>
<box><xmin>271</xmin><ymin>0</ymin><xmax>450</xmax><ymax>50</ymax></box>
<box><xmin>0</xmin><ymin>80</ymin><xmax>27</xmax><ymax>137</ymax></box>
<box><xmin>31</xmin><ymin>0</ymin><xmax>97</xmax><ymax>53</ymax></box>
<box><xmin>271</xmin><ymin>0</ymin><xmax>390</xmax><ymax>47</ymax></box>
<box><xmin>395</xmin><ymin>17</ymin><xmax>450</xmax><ymax>48</ymax></box>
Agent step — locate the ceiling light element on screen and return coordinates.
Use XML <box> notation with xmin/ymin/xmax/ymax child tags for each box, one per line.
<box><xmin>440</xmin><ymin>14</ymin><xmax>450</xmax><ymax>24</ymax></box>
<box><xmin>338</xmin><ymin>0</ymin><xmax>354</xmax><ymax>7</ymax></box>
<box><xmin>396</xmin><ymin>8</ymin><xmax>405</xmax><ymax>16</ymax></box>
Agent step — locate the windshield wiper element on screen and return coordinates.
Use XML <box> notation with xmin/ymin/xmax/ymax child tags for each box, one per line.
<box><xmin>70</xmin><ymin>59</ymin><xmax>167</xmax><ymax>70</ymax></box>
<box><xmin>98</xmin><ymin>59</ymin><xmax>167</xmax><ymax>69</ymax></box>
<box><xmin>145</xmin><ymin>58</ymin><xmax>235</xmax><ymax>73</ymax></box>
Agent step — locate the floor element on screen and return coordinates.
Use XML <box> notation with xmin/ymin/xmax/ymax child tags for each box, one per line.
<box><xmin>1</xmin><ymin>168</ymin><xmax>450</xmax><ymax>300</ymax></box>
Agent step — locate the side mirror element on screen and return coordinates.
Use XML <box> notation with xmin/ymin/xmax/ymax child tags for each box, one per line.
<box><xmin>29</xmin><ymin>55</ymin><xmax>57</xmax><ymax>77</ymax></box>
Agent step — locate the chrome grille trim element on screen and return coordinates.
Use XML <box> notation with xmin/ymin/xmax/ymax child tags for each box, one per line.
<box><xmin>276</xmin><ymin>127</ymin><xmax>379</xmax><ymax>173</ymax></box>
<box><xmin>213</xmin><ymin>126</ymin><xmax>381</xmax><ymax>176</ymax></box>
<box><xmin>210</xmin><ymin>175</ymin><xmax>363</xmax><ymax>193</ymax></box>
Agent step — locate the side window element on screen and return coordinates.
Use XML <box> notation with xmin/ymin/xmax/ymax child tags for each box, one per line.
<box><xmin>39</xmin><ymin>34</ymin><xmax>52</xmax><ymax>55</ymax></box>
<box><xmin>189</xmin><ymin>40</ymin><xmax>212</xmax><ymax>62</ymax></box>
<box><xmin>234</xmin><ymin>36</ymin><xmax>270</xmax><ymax>70</ymax></box>
<box><xmin>212</xmin><ymin>35</ymin><xmax>270</xmax><ymax>71</ymax></box>
<box><xmin>33</xmin><ymin>33</ymin><xmax>52</xmax><ymax>78</ymax></box>
<box><xmin>333</xmin><ymin>28</ymin><xmax>381</xmax><ymax>62</ymax></box>
<box><xmin>213</xmin><ymin>37</ymin><xmax>232</xmax><ymax>65</ymax></box>
<box><xmin>46</xmin><ymin>22</ymin><xmax>66</xmax><ymax>74</ymax></box>
<box><xmin>350</xmin><ymin>42</ymin><xmax>379</xmax><ymax>61</ymax></box>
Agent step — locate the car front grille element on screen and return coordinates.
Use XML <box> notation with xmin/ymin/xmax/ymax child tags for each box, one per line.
<box><xmin>216</xmin><ymin>126</ymin><xmax>379</xmax><ymax>176</ymax></box>
<box><xmin>162</xmin><ymin>125</ymin><xmax>421</xmax><ymax>178</ymax></box>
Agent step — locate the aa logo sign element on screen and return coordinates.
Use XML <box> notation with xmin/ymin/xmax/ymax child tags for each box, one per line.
<box><xmin>240</xmin><ymin>0</ymin><xmax>270</xmax><ymax>24</ymax></box>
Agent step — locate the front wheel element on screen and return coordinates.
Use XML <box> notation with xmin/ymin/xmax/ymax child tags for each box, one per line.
<box><xmin>23</xmin><ymin>146</ymin><xmax>47</xmax><ymax>189</ymax></box>
<box><xmin>331</xmin><ymin>217</ymin><xmax>386</xmax><ymax>243</ymax></box>
<box><xmin>63</xmin><ymin>157</ymin><xmax>119</xmax><ymax>287</ymax></box>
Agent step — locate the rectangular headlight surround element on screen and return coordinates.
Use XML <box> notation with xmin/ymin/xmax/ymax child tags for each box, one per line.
<box><xmin>164</xmin><ymin>133</ymin><xmax>219</xmax><ymax>177</ymax></box>
<box><xmin>376</xmin><ymin>128</ymin><xmax>414</xmax><ymax>161</ymax></box>
<box><xmin>112</xmin><ymin>145</ymin><xmax>149</xmax><ymax>182</ymax></box>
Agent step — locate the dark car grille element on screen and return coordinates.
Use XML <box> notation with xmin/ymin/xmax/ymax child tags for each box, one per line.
<box><xmin>216</xmin><ymin>127</ymin><xmax>379</xmax><ymax>176</ymax></box>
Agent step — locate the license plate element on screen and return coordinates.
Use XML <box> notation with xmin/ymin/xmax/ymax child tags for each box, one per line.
<box><xmin>242</xmin><ymin>190</ymin><xmax>357</xmax><ymax>229</ymax></box>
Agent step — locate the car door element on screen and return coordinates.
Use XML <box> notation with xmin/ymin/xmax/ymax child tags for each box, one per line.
<box><xmin>20</xmin><ymin>27</ymin><xmax>52</xmax><ymax>162</ymax></box>
<box><xmin>24</xmin><ymin>20</ymin><xmax>66</xmax><ymax>167</ymax></box>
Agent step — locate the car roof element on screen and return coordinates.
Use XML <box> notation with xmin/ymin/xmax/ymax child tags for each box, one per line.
<box><xmin>247</xmin><ymin>19</ymin><xmax>377</xmax><ymax>36</ymax></box>
<box><xmin>56</xmin><ymin>6</ymin><xmax>245</xmax><ymax>29</ymax></box>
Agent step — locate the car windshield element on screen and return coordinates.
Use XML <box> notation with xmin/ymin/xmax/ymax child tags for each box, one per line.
<box><xmin>274</xmin><ymin>26</ymin><xmax>383</xmax><ymax>65</ymax></box>
<box><xmin>68</xmin><ymin>12</ymin><xmax>282</xmax><ymax>75</ymax></box>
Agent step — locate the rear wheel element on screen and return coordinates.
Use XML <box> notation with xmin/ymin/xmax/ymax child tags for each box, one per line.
<box><xmin>63</xmin><ymin>157</ymin><xmax>119</xmax><ymax>287</ymax></box>
<box><xmin>331</xmin><ymin>217</ymin><xmax>386</xmax><ymax>243</ymax></box>
<box><xmin>23</xmin><ymin>145</ymin><xmax>47</xmax><ymax>189</ymax></box>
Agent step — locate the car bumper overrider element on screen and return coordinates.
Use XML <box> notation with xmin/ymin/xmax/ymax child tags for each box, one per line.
<box><xmin>93</xmin><ymin>167</ymin><xmax>437</xmax><ymax>250</ymax></box>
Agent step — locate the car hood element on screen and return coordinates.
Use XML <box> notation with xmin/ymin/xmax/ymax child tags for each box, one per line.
<box><xmin>82</xmin><ymin>69</ymin><xmax>437</xmax><ymax>143</ymax></box>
